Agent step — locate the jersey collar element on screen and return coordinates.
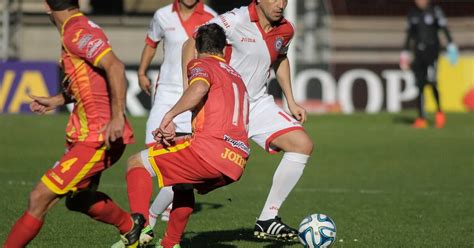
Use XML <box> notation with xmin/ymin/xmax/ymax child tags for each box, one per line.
<box><xmin>172</xmin><ymin>0</ymin><xmax>205</xmax><ymax>15</ymax></box>
<box><xmin>61</xmin><ymin>12</ymin><xmax>83</xmax><ymax>35</ymax></box>
<box><xmin>210</xmin><ymin>55</ymin><xmax>226</xmax><ymax>62</ymax></box>
<box><xmin>248</xmin><ymin>2</ymin><xmax>287</xmax><ymax>25</ymax></box>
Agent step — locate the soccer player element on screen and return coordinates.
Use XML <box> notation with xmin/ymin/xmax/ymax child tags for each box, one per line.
<box><xmin>123</xmin><ymin>23</ymin><xmax>249</xmax><ymax>248</ymax></box>
<box><xmin>138</xmin><ymin>0</ymin><xmax>215</xmax><ymax>227</ymax></box>
<box><xmin>400</xmin><ymin>0</ymin><xmax>458</xmax><ymax>128</ymax></box>
<box><xmin>181</xmin><ymin>0</ymin><xmax>313</xmax><ymax>241</ymax></box>
<box><xmin>3</xmin><ymin>1</ymin><xmax>143</xmax><ymax>247</ymax></box>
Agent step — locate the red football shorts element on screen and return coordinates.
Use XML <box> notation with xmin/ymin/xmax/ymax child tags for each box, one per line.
<box><xmin>141</xmin><ymin>137</ymin><xmax>234</xmax><ymax>193</ymax></box>
<box><xmin>41</xmin><ymin>142</ymin><xmax>125</xmax><ymax>195</ymax></box>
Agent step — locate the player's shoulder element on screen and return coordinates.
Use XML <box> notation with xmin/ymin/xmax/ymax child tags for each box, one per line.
<box><xmin>431</xmin><ymin>5</ymin><xmax>445</xmax><ymax>15</ymax></box>
<box><xmin>280</xmin><ymin>18</ymin><xmax>295</xmax><ymax>36</ymax></box>
<box><xmin>154</xmin><ymin>4</ymin><xmax>173</xmax><ymax>18</ymax></box>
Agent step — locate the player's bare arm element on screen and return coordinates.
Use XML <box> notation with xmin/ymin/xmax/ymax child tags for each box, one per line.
<box><xmin>181</xmin><ymin>38</ymin><xmax>197</xmax><ymax>90</ymax></box>
<box><xmin>156</xmin><ymin>78</ymin><xmax>209</xmax><ymax>145</ymax></box>
<box><xmin>138</xmin><ymin>43</ymin><xmax>159</xmax><ymax>95</ymax></box>
<box><xmin>29</xmin><ymin>93</ymin><xmax>66</xmax><ymax>115</ymax></box>
<box><xmin>97</xmin><ymin>51</ymin><xmax>127</xmax><ymax>147</ymax></box>
<box><xmin>273</xmin><ymin>55</ymin><xmax>307</xmax><ymax>123</ymax></box>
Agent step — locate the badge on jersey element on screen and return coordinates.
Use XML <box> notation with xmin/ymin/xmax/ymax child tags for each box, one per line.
<box><xmin>274</xmin><ymin>37</ymin><xmax>284</xmax><ymax>52</ymax></box>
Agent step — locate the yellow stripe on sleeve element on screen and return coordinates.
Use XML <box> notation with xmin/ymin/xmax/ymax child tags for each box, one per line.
<box><xmin>93</xmin><ymin>47</ymin><xmax>112</xmax><ymax>67</ymax></box>
<box><xmin>189</xmin><ymin>77</ymin><xmax>210</xmax><ymax>86</ymax></box>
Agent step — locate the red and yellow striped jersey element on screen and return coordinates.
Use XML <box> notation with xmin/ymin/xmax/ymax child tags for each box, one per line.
<box><xmin>186</xmin><ymin>56</ymin><xmax>250</xmax><ymax>181</ymax></box>
<box><xmin>60</xmin><ymin>13</ymin><xmax>134</xmax><ymax>144</ymax></box>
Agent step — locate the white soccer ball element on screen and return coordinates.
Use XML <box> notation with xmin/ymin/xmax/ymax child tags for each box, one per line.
<box><xmin>298</xmin><ymin>214</ymin><xmax>336</xmax><ymax>248</ymax></box>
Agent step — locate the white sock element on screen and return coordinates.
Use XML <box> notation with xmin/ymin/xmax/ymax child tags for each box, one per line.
<box><xmin>148</xmin><ymin>186</ymin><xmax>174</xmax><ymax>228</ymax></box>
<box><xmin>258</xmin><ymin>152</ymin><xmax>309</xmax><ymax>221</ymax></box>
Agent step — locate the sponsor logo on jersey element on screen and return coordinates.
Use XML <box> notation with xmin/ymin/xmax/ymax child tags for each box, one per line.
<box><xmin>219</xmin><ymin>62</ymin><xmax>241</xmax><ymax>78</ymax></box>
<box><xmin>240</xmin><ymin>37</ymin><xmax>256</xmax><ymax>43</ymax></box>
<box><xmin>274</xmin><ymin>37</ymin><xmax>284</xmax><ymax>52</ymax></box>
<box><xmin>221</xmin><ymin>147</ymin><xmax>247</xmax><ymax>168</ymax></box>
<box><xmin>49</xmin><ymin>172</ymin><xmax>64</xmax><ymax>185</ymax></box>
<box><xmin>86</xmin><ymin>39</ymin><xmax>104</xmax><ymax>59</ymax></box>
<box><xmin>219</xmin><ymin>15</ymin><xmax>231</xmax><ymax>29</ymax></box>
<box><xmin>72</xmin><ymin>29</ymin><xmax>83</xmax><ymax>43</ymax></box>
<box><xmin>424</xmin><ymin>14</ymin><xmax>434</xmax><ymax>25</ymax></box>
<box><xmin>190</xmin><ymin>67</ymin><xmax>209</xmax><ymax>79</ymax></box>
<box><xmin>224</xmin><ymin>135</ymin><xmax>250</xmax><ymax>155</ymax></box>
<box><xmin>77</xmin><ymin>34</ymin><xmax>93</xmax><ymax>49</ymax></box>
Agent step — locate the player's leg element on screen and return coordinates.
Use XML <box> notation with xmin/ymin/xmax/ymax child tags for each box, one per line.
<box><xmin>412</xmin><ymin>59</ymin><xmax>428</xmax><ymax>128</ymax></box>
<box><xmin>3</xmin><ymin>182</ymin><xmax>59</xmax><ymax>248</ymax></box>
<box><xmin>249</xmin><ymin>96</ymin><xmax>312</xmax><ymax>241</ymax></box>
<box><xmin>160</xmin><ymin>185</ymin><xmax>194</xmax><ymax>248</ymax></box>
<box><xmin>427</xmin><ymin>60</ymin><xmax>446</xmax><ymax>128</ymax></box>
<box><xmin>126</xmin><ymin>153</ymin><xmax>154</xmax><ymax>225</ymax></box>
<box><xmin>63</xmin><ymin>143</ymin><xmax>138</xmax><ymax>236</ymax></box>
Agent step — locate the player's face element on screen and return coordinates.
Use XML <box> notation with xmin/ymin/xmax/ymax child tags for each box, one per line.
<box><xmin>415</xmin><ymin>0</ymin><xmax>430</xmax><ymax>9</ymax></box>
<box><xmin>180</xmin><ymin>0</ymin><xmax>199</xmax><ymax>9</ymax></box>
<box><xmin>258</xmin><ymin>0</ymin><xmax>288</xmax><ymax>22</ymax></box>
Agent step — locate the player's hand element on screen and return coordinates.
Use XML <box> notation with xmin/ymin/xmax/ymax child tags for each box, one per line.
<box><xmin>101</xmin><ymin>115</ymin><xmax>125</xmax><ymax>148</ymax></box>
<box><xmin>447</xmin><ymin>43</ymin><xmax>459</xmax><ymax>65</ymax></box>
<box><xmin>399</xmin><ymin>51</ymin><xmax>411</xmax><ymax>71</ymax></box>
<box><xmin>29</xmin><ymin>94</ymin><xmax>59</xmax><ymax>114</ymax></box>
<box><xmin>288</xmin><ymin>102</ymin><xmax>307</xmax><ymax>124</ymax></box>
<box><xmin>155</xmin><ymin>114</ymin><xmax>176</xmax><ymax>146</ymax></box>
<box><xmin>138</xmin><ymin>74</ymin><xmax>152</xmax><ymax>96</ymax></box>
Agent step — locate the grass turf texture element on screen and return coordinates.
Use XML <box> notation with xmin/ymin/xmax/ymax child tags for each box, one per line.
<box><xmin>0</xmin><ymin>113</ymin><xmax>473</xmax><ymax>247</ymax></box>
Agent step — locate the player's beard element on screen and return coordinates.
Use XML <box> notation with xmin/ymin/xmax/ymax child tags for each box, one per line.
<box><xmin>180</xmin><ymin>0</ymin><xmax>199</xmax><ymax>9</ymax></box>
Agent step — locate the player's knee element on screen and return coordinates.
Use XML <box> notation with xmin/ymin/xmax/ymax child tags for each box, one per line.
<box><xmin>127</xmin><ymin>153</ymin><xmax>144</xmax><ymax>172</ymax></box>
<box><xmin>65</xmin><ymin>191</ymin><xmax>91</xmax><ymax>213</ymax></box>
<box><xmin>292</xmin><ymin>134</ymin><xmax>314</xmax><ymax>155</ymax></box>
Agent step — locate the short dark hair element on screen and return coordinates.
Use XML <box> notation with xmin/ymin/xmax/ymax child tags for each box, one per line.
<box><xmin>195</xmin><ymin>23</ymin><xmax>226</xmax><ymax>55</ymax></box>
<box><xmin>46</xmin><ymin>0</ymin><xmax>79</xmax><ymax>11</ymax></box>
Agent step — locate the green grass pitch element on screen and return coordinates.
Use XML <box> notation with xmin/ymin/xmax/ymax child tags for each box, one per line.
<box><xmin>0</xmin><ymin>113</ymin><xmax>473</xmax><ymax>247</ymax></box>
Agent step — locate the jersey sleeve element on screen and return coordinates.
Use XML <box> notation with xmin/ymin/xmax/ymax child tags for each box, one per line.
<box><xmin>146</xmin><ymin>10</ymin><xmax>165</xmax><ymax>48</ymax></box>
<box><xmin>434</xmin><ymin>6</ymin><xmax>448</xmax><ymax>27</ymax></box>
<box><xmin>403</xmin><ymin>12</ymin><xmax>416</xmax><ymax>50</ymax></box>
<box><xmin>434</xmin><ymin>6</ymin><xmax>453</xmax><ymax>43</ymax></box>
<box><xmin>207</xmin><ymin>10</ymin><xmax>239</xmax><ymax>44</ymax></box>
<box><xmin>280</xmin><ymin>22</ymin><xmax>295</xmax><ymax>56</ymax></box>
<box><xmin>187</xmin><ymin>59</ymin><xmax>212</xmax><ymax>86</ymax></box>
<box><xmin>63</xmin><ymin>26</ymin><xmax>112</xmax><ymax>67</ymax></box>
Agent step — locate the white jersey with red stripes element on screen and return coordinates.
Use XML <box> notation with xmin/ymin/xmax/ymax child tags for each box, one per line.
<box><xmin>144</xmin><ymin>1</ymin><xmax>216</xmax><ymax>145</ymax></box>
<box><xmin>146</xmin><ymin>0</ymin><xmax>216</xmax><ymax>97</ymax></box>
<box><xmin>208</xmin><ymin>2</ymin><xmax>294</xmax><ymax>102</ymax></box>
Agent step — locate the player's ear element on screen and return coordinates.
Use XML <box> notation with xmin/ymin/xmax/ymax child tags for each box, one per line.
<box><xmin>44</xmin><ymin>1</ymin><xmax>52</xmax><ymax>14</ymax></box>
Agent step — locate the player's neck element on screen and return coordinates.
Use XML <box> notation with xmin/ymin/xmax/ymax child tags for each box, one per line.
<box><xmin>179</xmin><ymin>2</ymin><xmax>196</xmax><ymax>20</ymax></box>
<box><xmin>53</xmin><ymin>9</ymin><xmax>81</xmax><ymax>32</ymax></box>
<box><xmin>198</xmin><ymin>53</ymin><xmax>224</xmax><ymax>60</ymax></box>
<box><xmin>256</xmin><ymin>6</ymin><xmax>275</xmax><ymax>33</ymax></box>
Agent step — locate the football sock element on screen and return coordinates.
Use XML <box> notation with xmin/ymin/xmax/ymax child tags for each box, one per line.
<box><xmin>149</xmin><ymin>186</ymin><xmax>174</xmax><ymax>228</ymax></box>
<box><xmin>161</xmin><ymin>189</ymin><xmax>194</xmax><ymax>247</ymax></box>
<box><xmin>126</xmin><ymin>167</ymin><xmax>153</xmax><ymax>225</ymax></box>
<box><xmin>431</xmin><ymin>84</ymin><xmax>442</xmax><ymax>112</ymax></box>
<box><xmin>258</xmin><ymin>152</ymin><xmax>309</xmax><ymax>221</ymax></box>
<box><xmin>4</xmin><ymin>211</ymin><xmax>43</xmax><ymax>248</ymax></box>
<box><xmin>86</xmin><ymin>192</ymin><xmax>133</xmax><ymax>234</ymax></box>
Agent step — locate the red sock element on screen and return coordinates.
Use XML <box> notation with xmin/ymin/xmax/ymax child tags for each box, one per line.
<box><xmin>126</xmin><ymin>167</ymin><xmax>153</xmax><ymax>225</ymax></box>
<box><xmin>161</xmin><ymin>190</ymin><xmax>195</xmax><ymax>248</ymax></box>
<box><xmin>4</xmin><ymin>211</ymin><xmax>44</xmax><ymax>248</ymax></box>
<box><xmin>87</xmin><ymin>192</ymin><xmax>133</xmax><ymax>234</ymax></box>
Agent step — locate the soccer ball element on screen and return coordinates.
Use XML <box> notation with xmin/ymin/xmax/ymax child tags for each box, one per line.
<box><xmin>298</xmin><ymin>214</ymin><xmax>336</xmax><ymax>248</ymax></box>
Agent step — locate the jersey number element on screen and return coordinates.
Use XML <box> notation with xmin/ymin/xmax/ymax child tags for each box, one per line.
<box><xmin>60</xmin><ymin>157</ymin><xmax>78</xmax><ymax>173</ymax></box>
<box><xmin>231</xmin><ymin>82</ymin><xmax>249</xmax><ymax>131</ymax></box>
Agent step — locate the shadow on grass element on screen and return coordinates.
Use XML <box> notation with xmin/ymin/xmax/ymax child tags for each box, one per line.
<box><xmin>392</xmin><ymin>115</ymin><xmax>415</xmax><ymax>125</ymax></box>
<box><xmin>193</xmin><ymin>202</ymin><xmax>224</xmax><ymax>214</ymax></box>
<box><xmin>181</xmin><ymin>228</ymin><xmax>299</xmax><ymax>248</ymax></box>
